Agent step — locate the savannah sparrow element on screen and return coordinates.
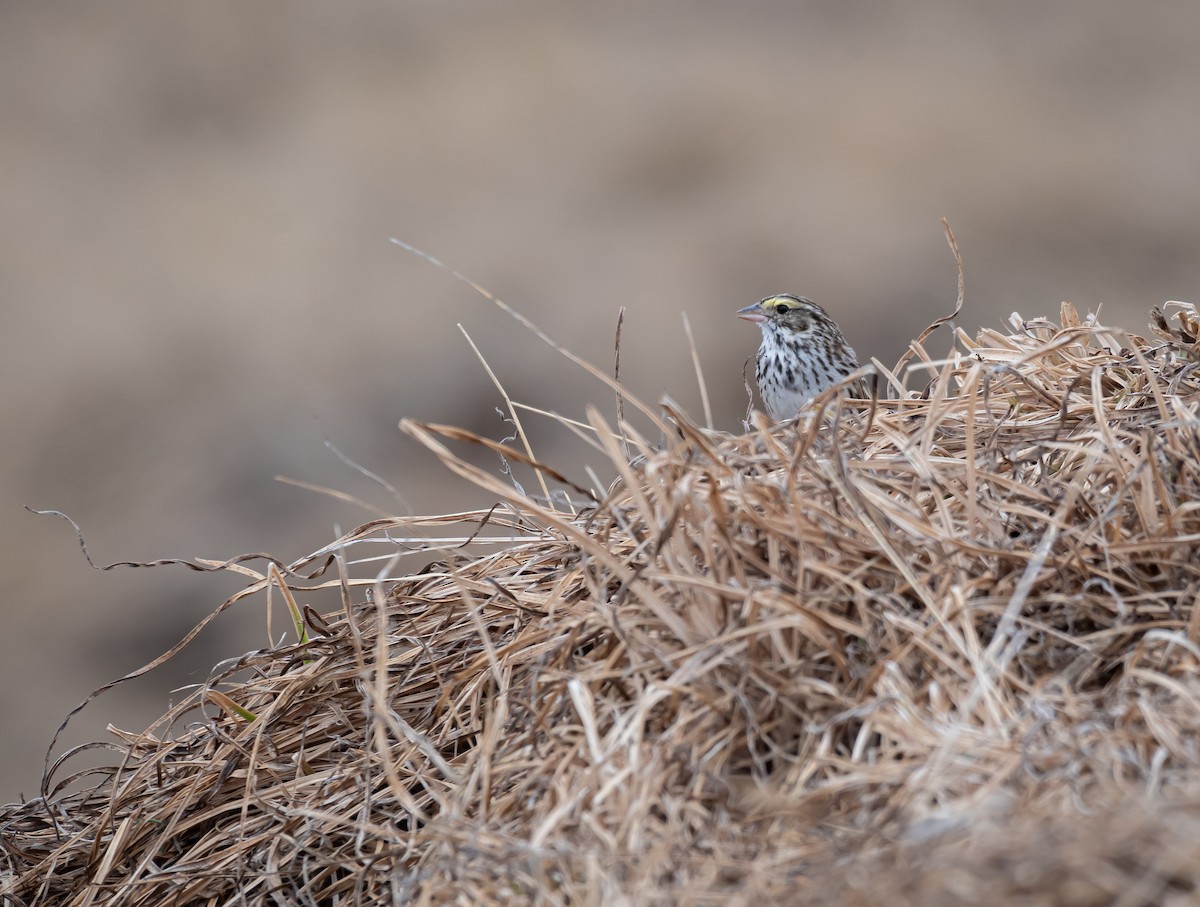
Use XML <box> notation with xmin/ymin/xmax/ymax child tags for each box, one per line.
<box><xmin>737</xmin><ymin>294</ymin><xmax>863</xmax><ymax>420</ymax></box>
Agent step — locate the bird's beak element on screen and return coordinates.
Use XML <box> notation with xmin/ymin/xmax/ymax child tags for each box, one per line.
<box><xmin>736</xmin><ymin>303</ymin><xmax>767</xmax><ymax>324</ymax></box>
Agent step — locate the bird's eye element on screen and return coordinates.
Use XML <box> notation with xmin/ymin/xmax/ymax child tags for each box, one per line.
<box><xmin>774</xmin><ymin>304</ymin><xmax>790</xmax><ymax>315</ymax></box>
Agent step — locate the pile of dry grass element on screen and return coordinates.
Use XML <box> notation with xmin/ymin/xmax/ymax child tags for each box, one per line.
<box><xmin>3</xmin><ymin>301</ymin><xmax>1199</xmax><ymax>905</ymax></box>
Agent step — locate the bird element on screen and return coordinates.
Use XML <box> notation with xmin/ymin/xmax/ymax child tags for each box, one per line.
<box><xmin>736</xmin><ymin>294</ymin><xmax>864</xmax><ymax>420</ymax></box>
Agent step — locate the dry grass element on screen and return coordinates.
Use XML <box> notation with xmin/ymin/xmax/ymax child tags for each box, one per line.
<box><xmin>3</xmin><ymin>301</ymin><xmax>1200</xmax><ymax>905</ymax></box>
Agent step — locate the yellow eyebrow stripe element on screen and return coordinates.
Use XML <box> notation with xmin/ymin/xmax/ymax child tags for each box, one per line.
<box><xmin>762</xmin><ymin>295</ymin><xmax>798</xmax><ymax>309</ymax></box>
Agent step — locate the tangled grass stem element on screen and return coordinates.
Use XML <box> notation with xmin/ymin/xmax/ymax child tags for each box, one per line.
<box><xmin>4</xmin><ymin>302</ymin><xmax>1200</xmax><ymax>905</ymax></box>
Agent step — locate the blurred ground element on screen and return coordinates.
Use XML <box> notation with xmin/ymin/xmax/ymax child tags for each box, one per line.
<box><xmin>2</xmin><ymin>1</ymin><xmax>1198</xmax><ymax>803</ymax></box>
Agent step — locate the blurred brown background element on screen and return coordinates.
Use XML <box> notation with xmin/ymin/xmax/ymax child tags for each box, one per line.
<box><xmin>2</xmin><ymin>2</ymin><xmax>1198</xmax><ymax>802</ymax></box>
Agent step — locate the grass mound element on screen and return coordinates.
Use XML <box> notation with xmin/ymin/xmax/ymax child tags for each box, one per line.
<box><xmin>3</xmin><ymin>302</ymin><xmax>1199</xmax><ymax>905</ymax></box>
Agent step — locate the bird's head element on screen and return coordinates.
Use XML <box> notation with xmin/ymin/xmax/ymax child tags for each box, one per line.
<box><xmin>736</xmin><ymin>294</ymin><xmax>827</xmax><ymax>335</ymax></box>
